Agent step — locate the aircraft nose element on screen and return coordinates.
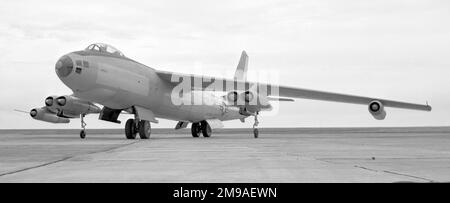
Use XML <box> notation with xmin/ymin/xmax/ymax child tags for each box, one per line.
<box><xmin>55</xmin><ymin>55</ymin><xmax>74</xmax><ymax>78</ymax></box>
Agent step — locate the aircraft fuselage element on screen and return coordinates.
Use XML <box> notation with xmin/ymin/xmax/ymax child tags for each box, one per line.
<box><xmin>57</xmin><ymin>50</ymin><xmax>245</xmax><ymax>123</ymax></box>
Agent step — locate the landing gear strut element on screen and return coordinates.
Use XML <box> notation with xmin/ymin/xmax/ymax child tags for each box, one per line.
<box><xmin>80</xmin><ymin>114</ymin><xmax>86</xmax><ymax>139</ymax></box>
<box><xmin>253</xmin><ymin>112</ymin><xmax>259</xmax><ymax>138</ymax></box>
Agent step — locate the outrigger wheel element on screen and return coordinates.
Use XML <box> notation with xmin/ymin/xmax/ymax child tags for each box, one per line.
<box><xmin>253</xmin><ymin>128</ymin><xmax>259</xmax><ymax>138</ymax></box>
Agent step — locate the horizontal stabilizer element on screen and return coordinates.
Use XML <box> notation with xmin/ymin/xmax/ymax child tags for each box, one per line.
<box><xmin>267</xmin><ymin>97</ymin><xmax>295</xmax><ymax>102</ymax></box>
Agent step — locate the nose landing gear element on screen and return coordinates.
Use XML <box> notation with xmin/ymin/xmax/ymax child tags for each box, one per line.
<box><xmin>80</xmin><ymin>114</ymin><xmax>86</xmax><ymax>139</ymax></box>
<box><xmin>253</xmin><ymin>112</ymin><xmax>259</xmax><ymax>138</ymax></box>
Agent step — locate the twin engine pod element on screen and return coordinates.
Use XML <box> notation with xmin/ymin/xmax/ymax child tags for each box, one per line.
<box><xmin>53</xmin><ymin>95</ymin><xmax>101</xmax><ymax>116</ymax></box>
<box><xmin>30</xmin><ymin>95</ymin><xmax>101</xmax><ymax>123</ymax></box>
<box><xmin>226</xmin><ymin>91</ymin><xmax>256</xmax><ymax>105</ymax></box>
<box><xmin>368</xmin><ymin>100</ymin><xmax>386</xmax><ymax>120</ymax></box>
<box><xmin>226</xmin><ymin>90</ymin><xmax>262</xmax><ymax>116</ymax></box>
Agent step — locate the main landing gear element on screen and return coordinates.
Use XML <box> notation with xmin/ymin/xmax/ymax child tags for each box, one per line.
<box><xmin>191</xmin><ymin>121</ymin><xmax>212</xmax><ymax>138</ymax></box>
<box><xmin>124</xmin><ymin>109</ymin><xmax>151</xmax><ymax>140</ymax></box>
<box><xmin>80</xmin><ymin>114</ymin><xmax>86</xmax><ymax>139</ymax></box>
<box><xmin>125</xmin><ymin>119</ymin><xmax>151</xmax><ymax>139</ymax></box>
<box><xmin>253</xmin><ymin>112</ymin><xmax>260</xmax><ymax>138</ymax></box>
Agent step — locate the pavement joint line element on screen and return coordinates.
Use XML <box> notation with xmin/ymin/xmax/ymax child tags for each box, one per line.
<box><xmin>354</xmin><ymin>165</ymin><xmax>378</xmax><ymax>172</ymax></box>
<box><xmin>0</xmin><ymin>140</ymin><xmax>141</xmax><ymax>178</ymax></box>
<box><xmin>317</xmin><ymin>158</ymin><xmax>436</xmax><ymax>183</ymax></box>
<box><xmin>382</xmin><ymin>170</ymin><xmax>435</xmax><ymax>183</ymax></box>
<box><xmin>354</xmin><ymin>165</ymin><xmax>435</xmax><ymax>183</ymax></box>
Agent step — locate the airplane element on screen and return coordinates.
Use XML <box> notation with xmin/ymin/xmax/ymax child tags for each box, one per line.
<box><xmin>28</xmin><ymin>43</ymin><xmax>432</xmax><ymax>139</ymax></box>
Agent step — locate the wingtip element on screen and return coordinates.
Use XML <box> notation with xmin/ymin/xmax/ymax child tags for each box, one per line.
<box><xmin>426</xmin><ymin>101</ymin><xmax>432</xmax><ymax>111</ymax></box>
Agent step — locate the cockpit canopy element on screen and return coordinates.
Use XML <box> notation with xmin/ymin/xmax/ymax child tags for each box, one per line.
<box><xmin>85</xmin><ymin>43</ymin><xmax>124</xmax><ymax>57</ymax></box>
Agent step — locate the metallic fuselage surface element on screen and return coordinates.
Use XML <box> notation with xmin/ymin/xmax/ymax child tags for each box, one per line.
<box><xmin>58</xmin><ymin>51</ymin><xmax>244</xmax><ymax>123</ymax></box>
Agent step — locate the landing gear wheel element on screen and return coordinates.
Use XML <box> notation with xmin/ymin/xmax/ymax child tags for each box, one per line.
<box><xmin>125</xmin><ymin>119</ymin><xmax>137</xmax><ymax>139</ymax></box>
<box><xmin>138</xmin><ymin>120</ymin><xmax>151</xmax><ymax>139</ymax></box>
<box><xmin>80</xmin><ymin>114</ymin><xmax>87</xmax><ymax>139</ymax></box>
<box><xmin>252</xmin><ymin>112</ymin><xmax>260</xmax><ymax>139</ymax></box>
<box><xmin>80</xmin><ymin>130</ymin><xmax>86</xmax><ymax>139</ymax></box>
<box><xmin>253</xmin><ymin>128</ymin><xmax>259</xmax><ymax>138</ymax></box>
<box><xmin>191</xmin><ymin>122</ymin><xmax>201</xmax><ymax>138</ymax></box>
<box><xmin>200</xmin><ymin>121</ymin><xmax>212</xmax><ymax>138</ymax></box>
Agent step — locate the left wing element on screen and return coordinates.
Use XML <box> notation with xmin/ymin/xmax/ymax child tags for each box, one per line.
<box><xmin>156</xmin><ymin>70</ymin><xmax>432</xmax><ymax>112</ymax></box>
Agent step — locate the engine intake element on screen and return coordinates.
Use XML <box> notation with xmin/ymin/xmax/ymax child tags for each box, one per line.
<box><xmin>242</xmin><ymin>91</ymin><xmax>255</xmax><ymax>103</ymax></box>
<box><xmin>227</xmin><ymin>91</ymin><xmax>239</xmax><ymax>103</ymax></box>
<box><xmin>368</xmin><ymin>100</ymin><xmax>386</xmax><ymax>120</ymax></box>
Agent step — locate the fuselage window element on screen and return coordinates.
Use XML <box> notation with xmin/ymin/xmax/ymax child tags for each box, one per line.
<box><xmin>75</xmin><ymin>67</ymin><xmax>82</xmax><ymax>74</ymax></box>
<box><xmin>76</xmin><ymin>60</ymin><xmax>82</xmax><ymax>66</ymax></box>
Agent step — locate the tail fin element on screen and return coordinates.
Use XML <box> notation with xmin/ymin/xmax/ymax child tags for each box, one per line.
<box><xmin>234</xmin><ymin>51</ymin><xmax>248</xmax><ymax>81</ymax></box>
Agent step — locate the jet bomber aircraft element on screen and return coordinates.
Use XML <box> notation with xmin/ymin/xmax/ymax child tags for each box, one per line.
<box><xmin>28</xmin><ymin>43</ymin><xmax>432</xmax><ymax>139</ymax></box>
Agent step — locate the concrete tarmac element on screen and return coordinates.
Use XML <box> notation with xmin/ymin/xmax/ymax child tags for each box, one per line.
<box><xmin>0</xmin><ymin>127</ymin><xmax>449</xmax><ymax>182</ymax></box>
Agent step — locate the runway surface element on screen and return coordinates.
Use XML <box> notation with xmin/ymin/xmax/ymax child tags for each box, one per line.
<box><xmin>0</xmin><ymin>127</ymin><xmax>449</xmax><ymax>182</ymax></box>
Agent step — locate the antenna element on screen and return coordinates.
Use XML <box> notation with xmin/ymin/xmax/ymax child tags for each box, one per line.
<box><xmin>14</xmin><ymin>109</ymin><xmax>29</xmax><ymax>114</ymax></box>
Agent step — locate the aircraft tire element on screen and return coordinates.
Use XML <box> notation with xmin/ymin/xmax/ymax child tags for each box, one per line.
<box><xmin>191</xmin><ymin>123</ymin><xmax>201</xmax><ymax>138</ymax></box>
<box><xmin>253</xmin><ymin>128</ymin><xmax>259</xmax><ymax>138</ymax></box>
<box><xmin>201</xmin><ymin>121</ymin><xmax>212</xmax><ymax>138</ymax></box>
<box><xmin>80</xmin><ymin>130</ymin><xmax>86</xmax><ymax>139</ymax></box>
<box><xmin>125</xmin><ymin>119</ymin><xmax>137</xmax><ymax>139</ymax></box>
<box><xmin>138</xmin><ymin>120</ymin><xmax>151</xmax><ymax>139</ymax></box>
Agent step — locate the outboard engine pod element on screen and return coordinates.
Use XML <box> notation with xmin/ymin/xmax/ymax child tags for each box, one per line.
<box><xmin>29</xmin><ymin>107</ymin><xmax>70</xmax><ymax>123</ymax></box>
<box><xmin>368</xmin><ymin>100</ymin><xmax>386</xmax><ymax>120</ymax></box>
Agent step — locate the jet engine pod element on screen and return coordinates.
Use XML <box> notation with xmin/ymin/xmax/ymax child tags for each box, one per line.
<box><xmin>55</xmin><ymin>95</ymin><xmax>101</xmax><ymax>115</ymax></box>
<box><xmin>30</xmin><ymin>108</ymin><xmax>70</xmax><ymax>123</ymax></box>
<box><xmin>44</xmin><ymin>95</ymin><xmax>60</xmax><ymax>114</ymax></box>
<box><xmin>368</xmin><ymin>100</ymin><xmax>386</xmax><ymax>120</ymax></box>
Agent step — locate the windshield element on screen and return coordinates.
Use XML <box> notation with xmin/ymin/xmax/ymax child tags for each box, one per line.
<box><xmin>85</xmin><ymin>43</ymin><xmax>125</xmax><ymax>57</ymax></box>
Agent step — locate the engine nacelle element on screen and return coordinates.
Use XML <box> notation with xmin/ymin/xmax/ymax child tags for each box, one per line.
<box><xmin>30</xmin><ymin>108</ymin><xmax>70</xmax><ymax>123</ymax></box>
<box><xmin>44</xmin><ymin>95</ymin><xmax>59</xmax><ymax>114</ymax></box>
<box><xmin>55</xmin><ymin>95</ymin><xmax>101</xmax><ymax>117</ymax></box>
<box><xmin>368</xmin><ymin>100</ymin><xmax>386</xmax><ymax>120</ymax></box>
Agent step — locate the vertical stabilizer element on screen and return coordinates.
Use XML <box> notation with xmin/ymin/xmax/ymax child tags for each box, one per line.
<box><xmin>234</xmin><ymin>51</ymin><xmax>248</xmax><ymax>81</ymax></box>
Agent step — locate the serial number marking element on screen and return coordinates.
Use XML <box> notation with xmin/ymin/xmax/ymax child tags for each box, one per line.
<box><xmin>217</xmin><ymin>187</ymin><xmax>277</xmax><ymax>198</ymax></box>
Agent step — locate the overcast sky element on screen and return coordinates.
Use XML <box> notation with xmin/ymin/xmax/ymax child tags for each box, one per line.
<box><xmin>0</xmin><ymin>0</ymin><xmax>449</xmax><ymax>129</ymax></box>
